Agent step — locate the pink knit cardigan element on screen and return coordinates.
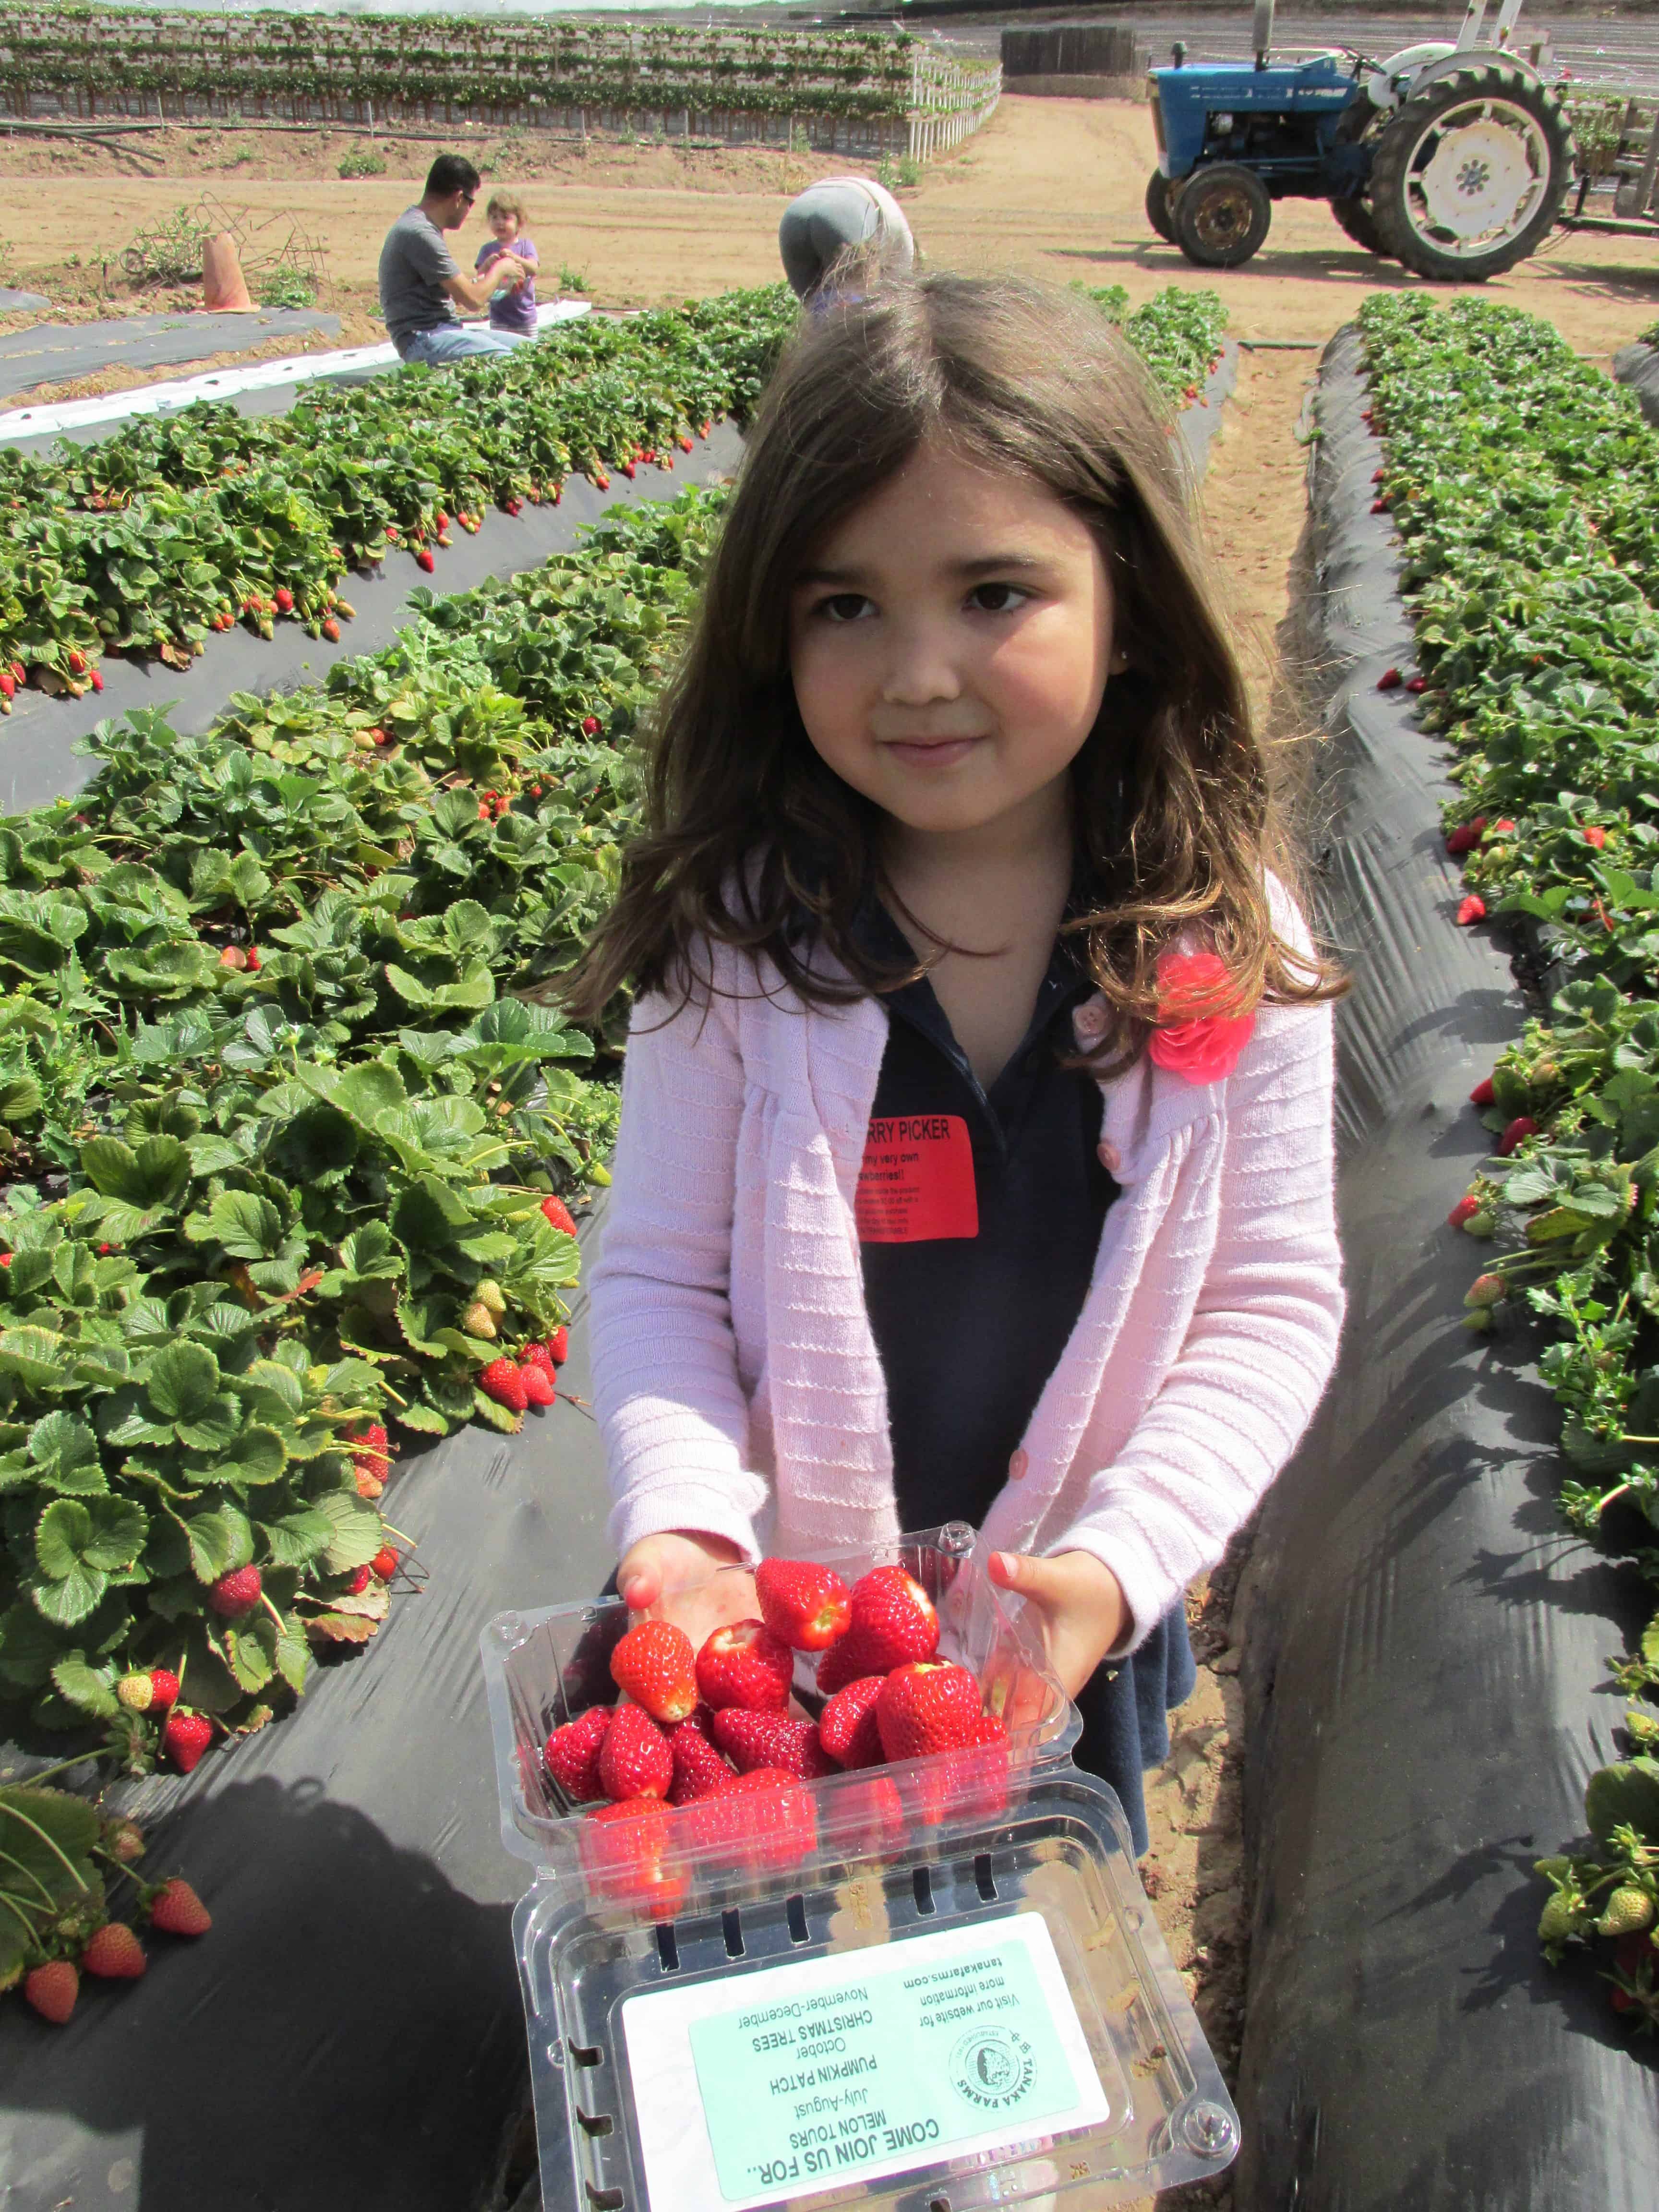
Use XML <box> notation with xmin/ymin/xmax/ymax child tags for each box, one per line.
<box><xmin>589</xmin><ymin>913</ymin><xmax>1342</xmax><ymax>1654</ymax></box>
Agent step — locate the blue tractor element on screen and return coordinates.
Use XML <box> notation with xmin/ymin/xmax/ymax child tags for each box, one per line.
<box><xmin>1146</xmin><ymin>0</ymin><xmax>1575</xmax><ymax>279</ymax></box>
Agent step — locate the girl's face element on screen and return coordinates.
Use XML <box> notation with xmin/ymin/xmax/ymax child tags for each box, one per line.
<box><xmin>788</xmin><ymin>439</ymin><xmax>1118</xmax><ymax>842</ymax></box>
<box><xmin>489</xmin><ymin>208</ymin><xmax>521</xmax><ymax>243</ymax></box>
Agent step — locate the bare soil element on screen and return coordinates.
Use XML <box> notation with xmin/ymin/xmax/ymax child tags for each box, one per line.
<box><xmin>4</xmin><ymin>92</ymin><xmax>1651</xmax><ymax>2205</ymax></box>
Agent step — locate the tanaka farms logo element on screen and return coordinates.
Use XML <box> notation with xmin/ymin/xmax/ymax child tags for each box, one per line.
<box><xmin>948</xmin><ymin>2027</ymin><xmax>1037</xmax><ymax>2112</ymax></box>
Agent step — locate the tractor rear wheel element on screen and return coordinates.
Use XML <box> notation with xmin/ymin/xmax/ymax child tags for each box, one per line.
<box><xmin>1146</xmin><ymin>170</ymin><xmax>1177</xmax><ymax>243</ymax></box>
<box><xmin>1331</xmin><ymin>194</ymin><xmax>1390</xmax><ymax>256</ymax></box>
<box><xmin>1173</xmin><ymin>164</ymin><xmax>1272</xmax><ymax>268</ymax></box>
<box><xmin>1368</xmin><ymin>64</ymin><xmax>1573</xmax><ymax>280</ymax></box>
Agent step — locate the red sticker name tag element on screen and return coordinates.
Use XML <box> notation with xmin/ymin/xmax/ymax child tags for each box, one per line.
<box><xmin>855</xmin><ymin>1114</ymin><xmax>978</xmax><ymax>1244</ymax></box>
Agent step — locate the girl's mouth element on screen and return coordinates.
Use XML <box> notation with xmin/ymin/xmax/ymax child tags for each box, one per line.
<box><xmin>879</xmin><ymin>734</ymin><xmax>983</xmax><ymax>769</ymax></box>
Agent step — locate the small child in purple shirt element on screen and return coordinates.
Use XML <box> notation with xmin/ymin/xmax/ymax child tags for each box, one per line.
<box><xmin>475</xmin><ymin>192</ymin><xmax>539</xmax><ymax>338</ymax></box>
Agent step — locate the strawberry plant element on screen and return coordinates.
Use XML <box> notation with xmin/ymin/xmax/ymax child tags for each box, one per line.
<box><xmin>1358</xmin><ymin>293</ymin><xmax>1659</xmax><ymax>2031</ymax></box>
<box><xmin>1074</xmin><ymin>285</ymin><xmax>1229</xmax><ymax>404</ymax></box>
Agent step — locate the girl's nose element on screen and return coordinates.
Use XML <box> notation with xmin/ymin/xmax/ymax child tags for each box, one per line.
<box><xmin>880</xmin><ymin>619</ymin><xmax>962</xmax><ymax>707</ymax></box>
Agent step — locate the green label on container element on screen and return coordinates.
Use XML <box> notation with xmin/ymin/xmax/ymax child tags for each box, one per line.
<box><xmin>621</xmin><ymin>1913</ymin><xmax>1110</xmax><ymax>2212</ymax></box>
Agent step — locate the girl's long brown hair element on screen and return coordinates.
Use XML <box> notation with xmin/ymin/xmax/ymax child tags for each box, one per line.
<box><xmin>564</xmin><ymin>272</ymin><xmax>1341</xmax><ymax>1064</ymax></box>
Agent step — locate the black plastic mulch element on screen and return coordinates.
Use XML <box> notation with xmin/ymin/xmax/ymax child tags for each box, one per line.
<box><xmin>1232</xmin><ymin>325</ymin><xmax>1657</xmax><ymax>2212</ymax></box>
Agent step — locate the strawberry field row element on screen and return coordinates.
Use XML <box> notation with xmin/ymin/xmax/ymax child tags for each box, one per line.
<box><xmin>0</xmin><ymin>9</ymin><xmax>976</xmax><ymax>125</ymax></box>
<box><xmin>0</xmin><ymin>285</ymin><xmax>797</xmax><ymax>700</ymax></box>
<box><xmin>1077</xmin><ymin>285</ymin><xmax>1228</xmax><ymax>406</ymax></box>
<box><xmin>0</xmin><ymin>282</ymin><xmax>1222</xmax><ymax>1826</ymax></box>
<box><xmin>0</xmin><ymin>487</ymin><xmax>728</xmax><ymax>1821</ymax></box>
<box><xmin>1358</xmin><ymin>292</ymin><xmax>1659</xmax><ymax>2032</ymax></box>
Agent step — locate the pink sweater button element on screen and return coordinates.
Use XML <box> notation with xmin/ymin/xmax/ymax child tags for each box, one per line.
<box><xmin>1097</xmin><ymin>1138</ymin><xmax>1121</xmax><ymax>1175</ymax></box>
<box><xmin>1073</xmin><ymin>999</ymin><xmax>1107</xmax><ymax>1042</ymax></box>
<box><xmin>1009</xmin><ymin>1448</ymin><xmax>1029</xmax><ymax>1481</ymax></box>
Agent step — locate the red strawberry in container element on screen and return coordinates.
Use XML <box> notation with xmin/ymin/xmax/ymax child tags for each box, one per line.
<box><xmin>610</xmin><ymin>1620</ymin><xmax>698</xmax><ymax>1725</ymax></box>
<box><xmin>818</xmin><ymin>1675</ymin><xmax>887</xmax><ymax>1769</ymax></box>
<box><xmin>876</xmin><ymin>1660</ymin><xmax>984</xmax><ymax>1762</ymax></box>
<box><xmin>710</xmin><ymin>1707</ymin><xmax>835</xmax><ymax>1779</ymax></box>
<box><xmin>755</xmin><ymin>1558</ymin><xmax>850</xmax><ymax>1650</ymax></box>
<box><xmin>579</xmin><ymin>1798</ymin><xmax>687</xmax><ymax>1917</ymax></box>
<box><xmin>696</xmin><ymin>1619</ymin><xmax>793</xmax><ymax>1712</ymax></box>
<box><xmin>668</xmin><ymin>1709</ymin><xmax>735</xmax><ymax>1805</ymax></box>
<box><xmin>684</xmin><ymin>1767</ymin><xmax>817</xmax><ymax>1873</ymax></box>
<box><xmin>544</xmin><ymin>1704</ymin><xmax>612</xmax><ymax>1803</ymax></box>
<box><xmin>902</xmin><ymin>1715</ymin><xmax>1010</xmax><ymax>1827</ymax></box>
<box><xmin>598</xmin><ymin>1703</ymin><xmax>673</xmax><ymax>1802</ymax></box>
<box><xmin>836</xmin><ymin>1771</ymin><xmax>906</xmax><ymax>1857</ymax></box>
<box><xmin>817</xmin><ymin>1564</ymin><xmax>939</xmax><ymax>1694</ymax></box>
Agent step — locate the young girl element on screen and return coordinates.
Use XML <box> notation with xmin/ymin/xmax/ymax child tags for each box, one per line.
<box><xmin>569</xmin><ymin>274</ymin><xmax>1344</xmax><ymax>1855</ymax></box>
<box><xmin>475</xmin><ymin>191</ymin><xmax>539</xmax><ymax>339</ymax></box>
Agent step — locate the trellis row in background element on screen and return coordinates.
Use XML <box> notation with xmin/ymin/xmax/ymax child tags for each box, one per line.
<box><xmin>0</xmin><ymin>6</ymin><xmax>1002</xmax><ymax>161</ymax></box>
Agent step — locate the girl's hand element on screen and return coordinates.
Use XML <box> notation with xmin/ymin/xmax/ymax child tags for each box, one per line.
<box><xmin>616</xmin><ymin>1529</ymin><xmax>756</xmax><ymax>1654</ymax></box>
<box><xmin>987</xmin><ymin>1549</ymin><xmax>1130</xmax><ymax>1701</ymax></box>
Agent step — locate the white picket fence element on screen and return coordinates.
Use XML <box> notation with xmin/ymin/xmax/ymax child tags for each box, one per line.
<box><xmin>907</xmin><ymin>48</ymin><xmax>1001</xmax><ymax>161</ymax></box>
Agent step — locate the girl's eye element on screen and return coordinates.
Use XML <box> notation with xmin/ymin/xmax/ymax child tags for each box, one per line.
<box><xmin>968</xmin><ymin>582</ymin><xmax>1030</xmax><ymax>614</ymax></box>
<box><xmin>816</xmin><ymin>593</ymin><xmax>873</xmax><ymax>624</ymax></box>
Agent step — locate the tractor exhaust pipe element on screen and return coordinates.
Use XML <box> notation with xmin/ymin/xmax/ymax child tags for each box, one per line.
<box><xmin>1252</xmin><ymin>0</ymin><xmax>1274</xmax><ymax>67</ymax></box>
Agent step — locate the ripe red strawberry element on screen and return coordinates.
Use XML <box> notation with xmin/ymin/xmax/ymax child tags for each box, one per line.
<box><xmin>1456</xmin><ymin>894</ymin><xmax>1486</xmax><ymax>926</ymax></box>
<box><xmin>0</xmin><ymin>671</ymin><xmax>13</xmax><ymax>699</ymax></box>
<box><xmin>436</xmin><ymin>510</ymin><xmax>450</xmax><ymax>530</ymax></box>
<box><xmin>684</xmin><ymin>1767</ymin><xmax>817</xmax><ymax>1872</ymax></box>
<box><xmin>162</xmin><ymin>1711</ymin><xmax>213</xmax><ymax>1773</ymax></box>
<box><xmin>902</xmin><ymin>1715</ymin><xmax>1010</xmax><ymax>1826</ymax></box>
<box><xmin>345</xmin><ymin>1565</ymin><xmax>371</xmax><ymax>1595</ymax></box>
<box><xmin>146</xmin><ymin>1667</ymin><xmax>180</xmax><ymax>1712</ymax></box>
<box><xmin>755</xmin><ymin>1558</ymin><xmax>851</xmax><ymax>1650</ymax></box>
<box><xmin>580</xmin><ymin>715</ymin><xmax>601</xmax><ymax>736</ymax></box>
<box><xmin>876</xmin><ymin>1661</ymin><xmax>984</xmax><ymax>1761</ymax></box>
<box><xmin>274</xmin><ymin>587</ymin><xmax>294</xmax><ymax>613</ymax></box>
<box><xmin>818</xmin><ymin>1675</ymin><xmax>887</xmax><ymax>1768</ymax></box>
<box><xmin>709</xmin><ymin>1707</ymin><xmax>835</xmax><ymax>1779</ymax></box>
<box><xmin>66</xmin><ymin>648</ymin><xmax>86</xmax><ymax>674</ymax></box>
<box><xmin>1406</xmin><ymin>675</ymin><xmax>1427</xmax><ymax>694</ymax></box>
<box><xmin>321</xmin><ymin>618</ymin><xmax>341</xmax><ymax>643</ymax></box>
<box><xmin>1445</xmin><ymin>819</ymin><xmax>1485</xmax><ymax>855</ymax></box>
<box><xmin>579</xmin><ymin>1798</ymin><xmax>686</xmax><ymax>1916</ymax></box>
<box><xmin>1446</xmin><ymin>1195</ymin><xmax>1480</xmax><ymax>1229</ymax></box>
<box><xmin>209</xmin><ymin>1565</ymin><xmax>261</xmax><ymax>1619</ymax></box>
<box><xmin>520</xmin><ymin>1360</ymin><xmax>556</xmax><ymax>1408</ymax></box>
<box><xmin>540</xmin><ymin>1192</ymin><xmax>577</xmax><ymax>1236</ymax></box>
<box><xmin>668</xmin><ymin>1710</ymin><xmax>735</xmax><ymax>1804</ymax></box>
<box><xmin>1376</xmin><ymin>666</ymin><xmax>1402</xmax><ymax>690</ymax></box>
<box><xmin>696</xmin><ymin>1619</ymin><xmax>793</xmax><ymax>1712</ymax></box>
<box><xmin>610</xmin><ymin>1620</ymin><xmax>698</xmax><ymax>1724</ymax></box>
<box><xmin>416</xmin><ymin>548</ymin><xmax>436</xmax><ymax>573</ymax></box>
<box><xmin>838</xmin><ymin>1771</ymin><xmax>905</xmax><ymax>1855</ymax></box>
<box><xmin>621</xmin><ymin>460</ymin><xmax>637</xmax><ymax>480</ymax></box>
<box><xmin>89</xmin><ymin>669</ymin><xmax>104</xmax><ymax>692</ymax></box>
<box><xmin>598</xmin><ymin>1702</ymin><xmax>673</xmax><ymax>1802</ymax></box>
<box><xmin>817</xmin><ymin>1566</ymin><xmax>938</xmax><ymax>1693</ymax></box>
<box><xmin>1585</xmin><ymin>824</ymin><xmax>1608</xmax><ymax>849</ymax></box>
<box><xmin>1469</xmin><ymin>1076</ymin><xmax>1497</xmax><ymax>1107</ymax></box>
<box><xmin>521</xmin><ymin>1340</ymin><xmax>555</xmax><ymax>1375</ymax></box>
<box><xmin>24</xmin><ymin>1960</ymin><xmax>78</xmax><ymax>2024</ymax></box>
<box><xmin>82</xmin><ymin>1923</ymin><xmax>147</xmax><ymax>1979</ymax></box>
<box><xmin>146</xmin><ymin>1879</ymin><xmax>211</xmax><ymax>1937</ymax></box>
<box><xmin>371</xmin><ymin>1545</ymin><xmax>398</xmax><ymax>1582</ymax></box>
<box><xmin>545</xmin><ymin>1704</ymin><xmax>613</xmax><ymax>1802</ymax></box>
<box><xmin>1498</xmin><ymin>1115</ymin><xmax>1538</xmax><ymax>1157</ymax></box>
<box><xmin>546</xmin><ymin>1324</ymin><xmax>569</xmax><ymax>1365</ymax></box>
<box><xmin>480</xmin><ymin>1357</ymin><xmax>529</xmax><ymax>1412</ymax></box>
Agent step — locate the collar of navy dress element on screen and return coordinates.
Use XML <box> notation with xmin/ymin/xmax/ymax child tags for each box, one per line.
<box><xmin>850</xmin><ymin>898</ymin><xmax>1119</xmax><ymax>1536</ymax></box>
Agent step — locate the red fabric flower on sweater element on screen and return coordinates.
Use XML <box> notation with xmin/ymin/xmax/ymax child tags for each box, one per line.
<box><xmin>1147</xmin><ymin>952</ymin><xmax>1256</xmax><ymax>1085</ymax></box>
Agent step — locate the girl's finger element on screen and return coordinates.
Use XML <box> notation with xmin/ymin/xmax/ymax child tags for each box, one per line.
<box><xmin>617</xmin><ymin>1553</ymin><xmax>662</xmax><ymax>1611</ymax></box>
<box><xmin>989</xmin><ymin>1550</ymin><xmax>1066</xmax><ymax>1604</ymax></box>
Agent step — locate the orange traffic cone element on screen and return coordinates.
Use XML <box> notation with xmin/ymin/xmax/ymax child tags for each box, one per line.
<box><xmin>201</xmin><ymin>232</ymin><xmax>254</xmax><ymax>313</ymax></box>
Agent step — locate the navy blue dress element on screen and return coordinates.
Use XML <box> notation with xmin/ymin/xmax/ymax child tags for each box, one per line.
<box><xmin>854</xmin><ymin>902</ymin><xmax>1194</xmax><ymax>1858</ymax></box>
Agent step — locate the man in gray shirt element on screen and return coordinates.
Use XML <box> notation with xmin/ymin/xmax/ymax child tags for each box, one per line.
<box><xmin>379</xmin><ymin>154</ymin><xmax>531</xmax><ymax>365</ymax></box>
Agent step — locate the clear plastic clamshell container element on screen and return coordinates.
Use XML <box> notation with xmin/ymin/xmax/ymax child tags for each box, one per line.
<box><xmin>480</xmin><ymin>1524</ymin><xmax>1240</xmax><ymax>2212</ymax></box>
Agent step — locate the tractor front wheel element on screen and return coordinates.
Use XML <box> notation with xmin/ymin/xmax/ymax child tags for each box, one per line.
<box><xmin>1172</xmin><ymin>164</ymin><xmax>1272</xmax><ymax>268</ymax></box>
<box><xmin>1368</xmin><ymin>64</ymin><xmax>1573</xmax><ymax>280</ymax></box>
<box><xmin>1146</xmin><ymin>170</ymin><xmax>1177</xmax><ymax>243</ymax></box>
